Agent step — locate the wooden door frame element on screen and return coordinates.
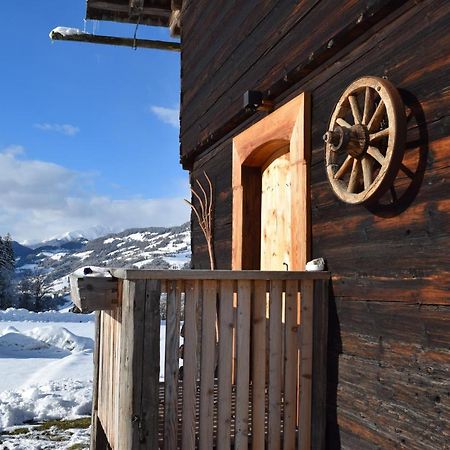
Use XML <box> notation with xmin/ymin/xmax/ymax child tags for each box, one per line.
<box><xmin>232</xmin><ymin>92</ymin><xmax>311</xmax><ymax>270</ymax></box>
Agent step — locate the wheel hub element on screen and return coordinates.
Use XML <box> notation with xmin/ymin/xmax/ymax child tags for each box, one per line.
<box><xmin>323</xmin><ymin>123</ymin><xmax>369</xmax><ymax>159</ymax></box>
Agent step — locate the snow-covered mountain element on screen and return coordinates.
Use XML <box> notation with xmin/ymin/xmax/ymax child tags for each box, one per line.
<box><xmin>14</xmin><ymin>223</ymin><xmax>191</xmax><ymax>295</ymax></box>
<box><xmin>22</xmin><ymin>225</ymin><xmax>116</xmax><ymax>249</ymax></box>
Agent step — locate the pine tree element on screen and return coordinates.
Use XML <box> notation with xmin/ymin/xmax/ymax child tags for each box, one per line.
<box><xmin>0</xmin><ymin>234</ymin><xmax>15</xmax><ymax>309</ymax></box>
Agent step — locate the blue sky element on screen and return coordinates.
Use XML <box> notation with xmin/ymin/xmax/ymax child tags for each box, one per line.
<box><xmin>0</xmin><ymin>1</ymin><xmax>189</xmax><ymax>243</ymax></box>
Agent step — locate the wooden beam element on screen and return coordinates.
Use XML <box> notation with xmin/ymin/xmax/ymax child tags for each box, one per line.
<box><xmin>50</xmin><ymin>29</ymin><xmax>180</xmax><ymax>52</ymax></box>
<box><xmin>110</xmin><ymin>268</ymin><xmax>330</xmax><ymax>280</ymax></box>
<box><xmin>70</xmin><ymin>275</ymin><xmax>119</xmax><ymax>312</ymax></box>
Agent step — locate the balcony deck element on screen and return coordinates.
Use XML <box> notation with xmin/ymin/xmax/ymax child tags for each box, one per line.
<box><xmin>71</xmin><ymin>270</ymin><xmax>329</xmax><ymax>450</ymax></box>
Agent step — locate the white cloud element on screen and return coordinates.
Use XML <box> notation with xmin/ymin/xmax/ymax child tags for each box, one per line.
<box><xmin>0</xmin><ymin>147</ymin><xmax>189</xmax><ymax>243</ymax></box>
<box><xmin>34</xmin><ymin>123</ymin><xmax>80</xmax><ymax>136</ymax></box>
<box><xmin>150</xmin><ymin>105</ymin><xmax>179</xmax><ymax>128</ymax></box>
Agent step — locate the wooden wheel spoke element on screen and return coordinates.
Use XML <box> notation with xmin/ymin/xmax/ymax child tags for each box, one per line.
<box><xmin>369</xmin><ymin>128</ymin><xmax>389</xmax><ymax>143</ymax></box>
<box><xmin>399</xmin><ymin>163</ymin><xmax>415</xmax><ymax>179</ymax></box>
<box><xmin>362</xmin><ymin>87</ymin><xmax>374</xmax><ymax>125</ymax></box>
<box><xmin>367</xmin><ymin>100</ymin><xmax>386</xmax><ymax>132</ymax></box>
<box><xmin>347</xmin><ymin>159</ymin><xmax>361</xmax><ymax>193</ymax></box>
<box><xmin>390</xmin><ymin>186</ymin><xmax>398</xmax><ymax>203</ymax></box>
<box><xmin>348</xmin><ymin>94</ymin><xmax>362</xmax><ymax>124</ymax></box>
<box><xmin>334</xmin><ymin>155</ymin><xmax>353</xmax><ymax>180</ymax></box>
<box><xmin>336</xmin><ymin>117</ymin><xmax>351</xmax><ymax>128</ymax></box>
<box><xmin>361</xmin><ymin>156</ymin><xmax>372</xmax><ymax>190</ymax></box>
<box><xmin>367</xmin><ymin>146</ymin><xmax>386</xmax><ymax>166</ymax></box>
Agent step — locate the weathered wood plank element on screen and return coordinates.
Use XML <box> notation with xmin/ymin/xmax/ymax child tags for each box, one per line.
<box><xmin>299</xmin><ymin>280</ymin><xmax>314</xmax><ymax>450</ymax></box>
<box><xmin>182</xmin><ymin>280</ymin><xmax>200</xmax><ymax>450</ymax></box>
<box><xmin>235</xmin><ymin>280</ymin><xmax>252</xmax><ymax>450</ymax></box>
<box><xmin>90</xmin><ymin>311</ymin><xmax>107</xmax><ymax>450</ymax></box>
<box><xmin>252</xmin><ymin>280</ymin><xmax>267</xmax><ymax>450</ymax></box>
<box><xmin>311</xmin><ymin>279</ymin><xmax>329</xmax><ymax>450</ymax></box>
<box><xmin>140</xmin><ymin>280</ymin><xmax>160</xmax><ymax>449</ymax></box>
<box><xmin>117</xmin><ymin>280</ymin><xmax>146</xmax><ymax>450</ymax></box>
<box><xmin>217</xmin><ymin>280</ymin><xmax>234</xmax><ymax>450</ymax></box>
<box><xmin>284</xmin><ymin>280</ymin><xmax>299</xmax><ymax>450</ymax></box>
<box><xmin>111</xmin><ymin>269</ymin><xmax>330</xmax><ymax>280</ymax></box>
<box><xmin>70</xmin><ymin>275</ymin><xmax>118</xmax><ymax>312</ymax></box>
<box><xmin>199</xmin><ymin>280</ymin><xmax>217</xmax><ymax>450</ymax></box>
<box><xmin>164</xmin><ymin>280</ymin><xmax>182</xmax><ymax>450</ymax></box>
<box><xmin>269</xmin><ymin>280</ymin><xmax>283</xmax><ymax>450</ymax></box>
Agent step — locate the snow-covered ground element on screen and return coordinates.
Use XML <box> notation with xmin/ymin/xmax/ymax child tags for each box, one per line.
<box><xmin>0</xmin><ymin>306</ymin><xmax>171</xmax><ymax>449</ymax></box>
<box><xmin>0</xmin><ymin>308</ymin><xmax>95</xmax><ymax>448</ymax></box>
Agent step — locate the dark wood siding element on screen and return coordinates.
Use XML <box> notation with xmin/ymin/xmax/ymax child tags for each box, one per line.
<box><xmin>182</xmin><ymin>0</ymin><xmax>450</xmax><ymax>447</ymax></box>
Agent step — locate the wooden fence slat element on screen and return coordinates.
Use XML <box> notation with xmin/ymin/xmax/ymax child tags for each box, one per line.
<box><xmin>284</xmin><ymin>280</ymin><xmax>299</xmax><ymax>450</ymax></box>
<box><xmin>298</xmin><ymin>279</ymin><xmax>314</xmax><ymax>450</ymax></box>
<box><xmin>141</xmin><ymin>280</ymin><xmax>161</xmax><ymax>449</ymax></box>
<box><xmin>182</xmin><ymin>280</ymin><xmax>200</xmax><ymax>450</ymax></box>
<box><xmin>311</xmin><ymin>279</ymin><xmax>329</xmax><ymax>450</ymax></box>
<box><xmin>217</xmin><ymin>280</ymin><xmax>234</xmax><ymax>450</ymax></box>
<box><xmin>105</xmin><ymin>312</ymin><xmax>111</xmax><ymax>440</ymax></box>
<box><xmin>164</xmin><ymin>280</ymin><xmax>182</xmax><ymax>450</ymax></box>
<box><xmin>269</xmin><ymin>280</ymin><xmax>283</xmax><ymax>450</ymax></box>
<box><xmin>97</xmin><ymin>312</ymin><xmax>105</xmax><ymax>439</ymax></box>
<box><xmin>111</xmin><ymin>311</ymin><xmax>118</xmax><ymax>447</ymax></box>
<box><xmin>108</xmin><ymin>312</ymin><xmax>114</xmax><ymax>443</ymax></box>
<box><xmin>90</xmin><ymin>311</ymin><xmax>102</xmax><ymax>450</ymax></box>
<box><xmin>199</xmin><ymin>280</ymin><xmax>217</xmax><ymax>450</ymax></box>
<box><xmin>118</xmin><ymin>280</ymin><xmax>146</xmax><ymax>450</ymax></box>
<box><xmin>252</xmin><ymin>280</ymin><xmax>267</xmax><ymax>450</ymax></box>
<box><xmin>235</xmin><ymin>280</ymin><xmax>252</xmax><ymax>450</ymax></box>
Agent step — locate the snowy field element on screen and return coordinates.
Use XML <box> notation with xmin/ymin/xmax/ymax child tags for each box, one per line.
<box><xmin>0</xmin><ymin>307</ymin><xmax>170</xmax><ymax>449</ymax></box>
<box><xmin>0</xmin><ymin>308</ymin><xmax>95</xmax><ymax>449</ymax></box>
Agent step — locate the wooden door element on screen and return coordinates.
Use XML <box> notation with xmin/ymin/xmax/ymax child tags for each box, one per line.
<box><xmin>232</xmin><ymin>92</ymin><xmax>310</xmax><ymax>270</ymax></box>
<box><xmin>260</xmin><ymin>151</ymin><xmax>291</xmax><ymax>270</ymax></box>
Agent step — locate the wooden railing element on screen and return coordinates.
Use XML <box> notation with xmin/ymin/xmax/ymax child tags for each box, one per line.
<box><xmin>77</xmin><ymin>270</ymin><xmax>329</xmax><ymax>450</ymax></box>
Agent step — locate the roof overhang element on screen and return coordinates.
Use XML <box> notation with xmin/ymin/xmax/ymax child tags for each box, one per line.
<box><xmin>86</xmin><ymin>0</ymin><xmax>181</xmax><ymax>33</ymax></box>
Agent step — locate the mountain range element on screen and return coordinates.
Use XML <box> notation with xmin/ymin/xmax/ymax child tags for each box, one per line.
<box><xmin>13</xmin><ymin>223</ymin><xmax>191</xmax><ymax>295</ymax></box>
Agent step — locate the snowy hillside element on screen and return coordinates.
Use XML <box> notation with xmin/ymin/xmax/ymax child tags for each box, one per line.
<box><xmin>14</xmin><ymin>223</ymin><xmax>191</xmax><ymax>296</ymax></box>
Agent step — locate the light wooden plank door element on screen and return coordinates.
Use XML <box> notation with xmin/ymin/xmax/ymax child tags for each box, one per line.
<box><xmin>260</xmin><ymin>151</ymin><xmax>291</xmax><ymax>270</ymax></box>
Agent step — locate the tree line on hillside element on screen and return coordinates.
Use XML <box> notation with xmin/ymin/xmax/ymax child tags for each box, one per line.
<box><xmin>0</xmin><ymin>234</ymin><xmax>62</xmax><ymax>311</ymax></box>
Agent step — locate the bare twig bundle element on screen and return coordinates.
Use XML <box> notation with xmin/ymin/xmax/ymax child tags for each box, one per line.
<box><xmin>184</xmin><ymin>172</ymin><xmax>215</xmax><ymax>270</ymax></box>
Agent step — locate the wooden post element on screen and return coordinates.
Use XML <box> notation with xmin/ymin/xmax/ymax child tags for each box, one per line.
<box><xmin>117</xmin><ymin>280</ymin><xmax>161</xmax><ymax>450</ymax></box>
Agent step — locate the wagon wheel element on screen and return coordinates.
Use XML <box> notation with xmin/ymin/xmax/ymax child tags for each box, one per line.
<box><xmin>324</xmin><ymin>76</ymin><xmax>406</xmax><ymax>205</ymax></box>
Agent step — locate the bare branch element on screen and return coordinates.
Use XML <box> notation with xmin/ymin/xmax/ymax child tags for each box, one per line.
<box><xmin>185</xmin><ymin>172</ymin><xmax>215</xmax><ymax>269</ymax></box>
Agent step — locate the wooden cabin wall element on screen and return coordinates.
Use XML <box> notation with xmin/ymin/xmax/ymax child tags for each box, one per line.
<box><xmin>181</xmin><ymin>0</ymin><xmax>450</xmax><ymax>448</ymax></box>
